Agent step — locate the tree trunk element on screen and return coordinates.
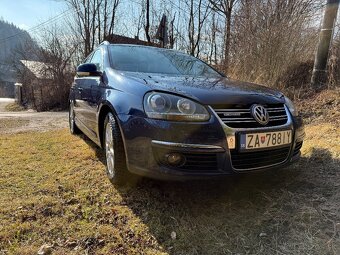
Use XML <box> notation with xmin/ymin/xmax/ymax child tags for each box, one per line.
<box><xmin>145</xmin><ymin>0</ymin><xmax>151</xmax><ymax>44</ymax></box>
<box><xmin>224</xmin><ymin>6</ymin><xmax>232</xmax><ymax>73</ymax></box>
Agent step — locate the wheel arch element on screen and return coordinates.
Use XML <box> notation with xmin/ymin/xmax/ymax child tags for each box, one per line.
<box><xmin>97</xmin><ymin>102</ymin><xmax>121</xmax><ymax>148</ymax></box>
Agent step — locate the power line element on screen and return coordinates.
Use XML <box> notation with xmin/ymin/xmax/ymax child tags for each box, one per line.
<box><xmin>0</xmin><ymin>7</ymin><xmax>76</xmax><ymax>45</ymax></box>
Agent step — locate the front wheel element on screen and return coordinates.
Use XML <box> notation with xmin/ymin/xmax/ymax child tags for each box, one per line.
<box><xmin>104</xmin><ymin>112</ymin><xmax>131</xmax><ymax>185</ymax></box>
<box><xmin>69</xmin><ymin>101</ymin><xmax>81</xmax><ymax>135</ymax></box>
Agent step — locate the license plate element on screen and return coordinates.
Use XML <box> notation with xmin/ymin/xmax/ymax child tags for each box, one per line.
<box><xmin>240</xmin><ymin>130</ymin><xmax>292</xmax><ymax>150</ymax></box>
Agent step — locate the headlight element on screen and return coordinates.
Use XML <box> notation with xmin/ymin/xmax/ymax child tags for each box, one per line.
<box><xmin>144</xmin><ymin>92</ymin><xmax>210</xmax><ymax>121</ymax></box>
<box><xmin>284</xmin><ymin>96</ymin><xmax>298</xmax><ymax>116</ymax></box>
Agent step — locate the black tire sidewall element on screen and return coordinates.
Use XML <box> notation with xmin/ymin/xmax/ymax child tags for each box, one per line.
<box><xmin>69</xmin><ymin>101</ymin><xmax>80</xmax><ymax>135</ymax></box>
<box><xmin>103</xmin><ymin>112</ymin><xmax>129</xmax><ymax>185</ymax></box>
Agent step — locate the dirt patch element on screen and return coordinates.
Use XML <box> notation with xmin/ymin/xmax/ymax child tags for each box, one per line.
<box><xmin>0</xmin><ymin>113</ymin><xmax>68</xmax><ymax>134</ymax></box>
<box><xmin>0</xmin><ymin>98</ymin><xmax>68</xmax><ymax>134</ymax></box>
<box><xmin>296</xmin><ymin>88</ymin><xmax>340</xmax><ymax>127</ymax></box>
<box><xmin>0</xmin><ymin>118</ymin><xmax>30</xmax><ymax>133</ymax></box>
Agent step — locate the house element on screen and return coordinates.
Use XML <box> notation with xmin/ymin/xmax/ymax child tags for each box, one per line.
<box><xmin>18</xmin><ymin>60</ymin><xmax>73</xmax><ymax>111</ymax></box>
<box><xmin>104</xmin><ymin>34</ymin><xmax>161</xmax><ymax>47</ymax></box>
<box><xmin>18</xmin><ymin>60</ymin><xmax>56</xmax><ymax>110</ymax></box>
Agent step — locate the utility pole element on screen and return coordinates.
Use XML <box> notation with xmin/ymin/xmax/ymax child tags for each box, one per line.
<box><xmin>311</xmin><ymin>0</ymin><xmax>340</xmax><ymax>90</ymax></box>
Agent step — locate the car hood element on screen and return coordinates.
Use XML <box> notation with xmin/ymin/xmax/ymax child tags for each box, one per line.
<box><xmin>122</xmin><ymin>72</ymin><xmax>285</xmax><ymax>106</ymax></box>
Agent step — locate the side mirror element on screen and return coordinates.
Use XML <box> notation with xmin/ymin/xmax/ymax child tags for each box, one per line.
<box><xmin>76</xmin><ymin>63</ymin><xmax>102</xmax><ymax>77</ymax></box>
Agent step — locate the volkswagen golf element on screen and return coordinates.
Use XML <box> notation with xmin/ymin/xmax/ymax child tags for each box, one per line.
<box><xmin>69</xmin><ymin>42</ymin><xmax>305</xmax><ymax>184</ymax></box>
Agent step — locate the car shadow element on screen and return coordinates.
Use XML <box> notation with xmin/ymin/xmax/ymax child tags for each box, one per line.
<box><xmin>81</xmin><ymin>134</ymin><xmax>339</xmax><ymax>254</ymax></box>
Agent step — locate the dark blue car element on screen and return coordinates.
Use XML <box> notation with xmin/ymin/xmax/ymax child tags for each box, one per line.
<box><xmin>69</xmin><ymin>42</ymin><xmax>305</xmax><ymax>184</ymax></box>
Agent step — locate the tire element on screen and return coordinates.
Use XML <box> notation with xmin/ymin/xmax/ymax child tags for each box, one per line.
<box><xmin>104</xmin><ymin>112</ymin><xmax>131</xmax><ymax>185</ymax></box>
<box><xmin>69</xmin><ymin>101</ymin><xmax>81</xmax><ymax>135</ymax></box>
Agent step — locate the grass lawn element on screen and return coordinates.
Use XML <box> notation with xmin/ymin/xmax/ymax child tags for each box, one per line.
<box><xmin>0</xmin><ymin>124</ymin><xmax>339</xmax><ymax>255</ymax></box>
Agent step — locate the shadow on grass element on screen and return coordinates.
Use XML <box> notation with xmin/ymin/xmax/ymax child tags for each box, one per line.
<box><xmin>82</xmin><ymin>133</ymin><xmax>339</xmax><ymax>254</ymax></box>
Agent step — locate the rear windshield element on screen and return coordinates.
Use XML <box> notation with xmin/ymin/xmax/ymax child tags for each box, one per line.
<box><xmin>108</xmin><ymin>45</ymin><xmax>221</xmax><ymax>77</ymax></box>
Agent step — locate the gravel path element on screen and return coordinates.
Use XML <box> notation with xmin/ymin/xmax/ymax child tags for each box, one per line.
<box><xmin>0</xmin><ymin>98</ymin><xmax>68</xmax><ymax>134</ymax></box>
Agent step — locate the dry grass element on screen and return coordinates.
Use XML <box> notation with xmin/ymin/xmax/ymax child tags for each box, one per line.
<box><xmin>295</xmin><ymin>88</ymin><xmax>340</xmax><ymax>127</ymax></box>
<box><xmin>0</xmin><ymin>122</ymin><xmax>339</xmax><ymax>254</ymax></box>
<box><xmin>0</xmin><ymin>89</ymin><xmax>339</xmax><ymax>254</ymax></box>
<box><xmin>4</xmin><ymin>103</ymin><xmax>25</xmax><ymax>112</ymax></box>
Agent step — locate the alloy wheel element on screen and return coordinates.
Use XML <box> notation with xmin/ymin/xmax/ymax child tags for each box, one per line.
<box><xmin>105</xmin><ymin>122</ymin><xmax>115</xmax><ymax>177</ymax></box>
<box><xmin>69</xmin><ymin>103</ymin><xmax>75</xmax><ymax>133</ymax></box>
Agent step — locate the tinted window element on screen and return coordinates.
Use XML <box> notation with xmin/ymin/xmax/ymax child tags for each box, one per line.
<box><xmin>90</xmin><ymin>50</ymin><xmax>103</xmax><ymax>70</ymax></box>
<box><xmin>84</xmin><ymin>53</ymin><xmax>93</xmax><ymax>64</ymax></box>
<box><xmin>108</xmin><ymin>46</ymin><xmax>221</xmax><ymax>77</ymax></box>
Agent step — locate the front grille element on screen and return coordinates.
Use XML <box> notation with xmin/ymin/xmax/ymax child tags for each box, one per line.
<box><xmin>230</xmin><ymin>146</ymin><xmax>290</xmax><ymax>170</ymax></box>
<box><xmin>293</xmin><ymin>142</ymin><xmax>303</xmax><ymax>156</ymax></box>
<box><xmin>214</xmin><ymin>104</ymin><xmax>288</xmax><ymax>128</ymax></box>
<box><xmin>154</xmin><ymin>148</ymin><xmax>221</xmax><ymax>173</ymax></box>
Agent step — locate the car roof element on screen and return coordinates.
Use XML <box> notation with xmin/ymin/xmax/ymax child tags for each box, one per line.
<box><xmin>101</xmin><ymin>43</ymin><xmax>180</xmax><ymax>53</ymax></box>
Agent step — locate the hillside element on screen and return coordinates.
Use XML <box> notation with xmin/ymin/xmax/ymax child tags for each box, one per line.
<box><xmin>0</xmin><ymin>19</ymin><xmax>35</xmax><ymax>66</ymax></box>
<box><xmin>0</xmin><ymin>19</ymin><xmax>37</xmax><ymax>97</ymax></box>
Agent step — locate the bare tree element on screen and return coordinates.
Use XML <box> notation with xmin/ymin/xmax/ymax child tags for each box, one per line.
<box><xmin>205</xmin><ymin>12</ymin><xmax>220</xmax><ymax>65</ymax></box>
<box><xmin>13</xmin><ymin>24</ymin><xmax>78</xmax><ymax>111</ymax></box>
<box><xmin>187</xmin><ymin>0</ymin><xmax>211</xmax><ymax>56</ymax></box>
<box><xmin>169</xmin><ymin>14</ymin><xmax>176</xmax><ymax>48</ymax></box>
<box><xmin>38</xmin><ymin>26</ymin><xmax>78</xmax><ymax>109</ymax></box>
<box><xmin>145</xmin><ymin>0</ymin><xmax>151</xmax><ymax>43</ymax></box>
<box><xmin>328</xmin><ymin>16</ymin><xmax>340</xmax><ymax>88</ymax></box>
<box><xmin>230</xmin><ymin>0</ymin><xmax>322</xmax><ymax>86</ymax></box>
<box><xmin>209</xmin><ymin>0</ymin><xmax>239</xmax><ymax>72</ymax></box>
<box><xmin>65</xmin><ymin>0</ymin><xmax>121</xmax><ymax>58</ymax></box>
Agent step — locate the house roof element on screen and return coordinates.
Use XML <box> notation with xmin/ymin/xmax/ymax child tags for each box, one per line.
<box><xmin>20</xmin><ymin>60</ymin><xmax>52</xmax><ymax>79</ymax></box>
<box><xmin>104</xmin><ymin>34</ymin><xmax>160</xmax><ymax>47</ymax></box>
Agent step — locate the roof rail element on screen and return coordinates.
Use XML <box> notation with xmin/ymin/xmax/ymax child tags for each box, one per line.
<box><xmin>100</xmin><ymin>41</ymin><xmax>110</xmax><ymax>46</ymax></box>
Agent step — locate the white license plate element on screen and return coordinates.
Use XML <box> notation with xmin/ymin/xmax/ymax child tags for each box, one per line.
<box><xmin>240</xmin><ymin>130</ymin><xmax>292</xmax><ymax>150</ymax></box>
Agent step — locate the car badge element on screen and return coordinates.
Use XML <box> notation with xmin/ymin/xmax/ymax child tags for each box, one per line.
<box><xmin>251</xmin><ymin>104</ymin><xmax>269</xmax><ymax>125</ymax></box>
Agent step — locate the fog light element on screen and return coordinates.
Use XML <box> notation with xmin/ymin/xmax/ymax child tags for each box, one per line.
<box><xmin>165</xmin><ymin>153</ymin><xmax>185</xmax><ymax>166</ymax></box>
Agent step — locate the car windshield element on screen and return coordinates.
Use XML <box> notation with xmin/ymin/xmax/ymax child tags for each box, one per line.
<box><xmin>108</xmin><ymin>45</ymin><xmax>222</xmax><ymax>77</ymax></box>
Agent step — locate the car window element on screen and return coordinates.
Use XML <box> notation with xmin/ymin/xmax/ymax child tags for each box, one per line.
<box><xmin>108</xmin><ymin>46</ymin><xmax>221</xmax><ymax>77</ymax></box>
<box><xmin>84</xmin><ymin>53</ymin><xmax>93</xmax><ymax>64</ymax></box>
<box><xmin>90</xmin><ymin>50</ymin><xmax>103</xmax><ymax>70</ymax></box>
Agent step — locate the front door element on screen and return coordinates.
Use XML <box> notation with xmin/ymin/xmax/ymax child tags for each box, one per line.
<box><xmin>80</xmin><ymin>49</ymin><xmax>103</xmax><ymax>136</ymax></box>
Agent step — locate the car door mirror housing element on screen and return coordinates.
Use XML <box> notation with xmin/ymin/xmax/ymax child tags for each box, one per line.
<box><xmin>77</xmin><ymin>63</ymin><xmax>102</xmax><ymax>77</ymax></box>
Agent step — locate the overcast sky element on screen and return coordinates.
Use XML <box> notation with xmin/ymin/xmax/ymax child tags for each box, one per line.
<box><xmin>0</xmin><ymin>0</ymin><xmax>67</xmax><ymax>30</ymax></box>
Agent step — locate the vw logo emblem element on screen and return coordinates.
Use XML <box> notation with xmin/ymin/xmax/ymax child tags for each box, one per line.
<box><xmin>251</xmin><ymin>104</ymin><xmax>269</xmax><ymax>125</ymax></box>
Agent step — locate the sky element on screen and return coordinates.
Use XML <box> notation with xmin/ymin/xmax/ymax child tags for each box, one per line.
<box><xmin>0</xmin><ymin>0</ymin><xmax>67</xmax><ymax>30</ymax></box>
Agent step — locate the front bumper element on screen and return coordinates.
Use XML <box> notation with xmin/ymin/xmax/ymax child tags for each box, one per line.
<box><xmin>117</xmin><ymin>110</ymin><xmax>305</xmax><ymax>180</ymax></box>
